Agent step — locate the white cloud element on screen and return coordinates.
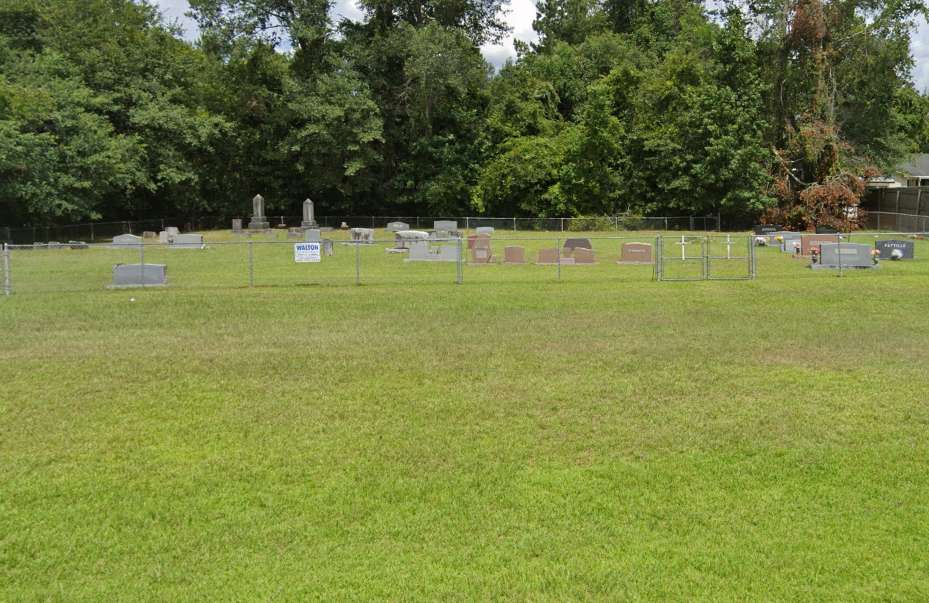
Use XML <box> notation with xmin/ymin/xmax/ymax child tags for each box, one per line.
<box><xmin>154</xmin><ymin>0</ymin><xmax>199</xmax><ymax>39</ymax></box>
<box><xmin>152</xmin><ymin>0</ymin><xmax>929</xmax><ymax>88</ymax></box>
<box><xmin>332</xmin><ymin>0</ymin><xmax>365</xmax><ymax>23</ymax></box>
<box><xmin>912</xmin><ymin>17</ymin><xmax>929</xmax><ymax>93</ymax></box>
<box><xmin>480</xmin><ymin>0</ymin><xmax>539</xmax><ymax>69</ymax></box>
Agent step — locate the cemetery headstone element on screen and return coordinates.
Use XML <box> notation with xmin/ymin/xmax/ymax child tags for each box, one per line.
<box><xmin>434</xmin><ymin>245</ymin><xmax>460</xmax><ymax>262</ymax></box>
<box><xmin>165</xmin><ymin>227</ymin><xmax>180</xmax><ymax>237</ymax></box>
<box><xmin>386</xmin><ymin>221</ymin><xmax>410</xmax><ymax>232</ymax></box>
<box><xmin>801</xmin><ymin>234</ymin><xmax>840</xmax><ymax>256</ymax></box>
<box><xmin>563</xmin><ymin>238</ymin><xmax>592</xmax><ymax>254</ymax></box>
<box><xmin>248</xmin><ymin>194</ymin><xmax>270</xmax><ymax>230</ymax></box>
<box><xmin>350</xmin><ymin>227</ymin><xmax>375</xmax><ymax>244</ymax></box>
<box><xmin>618</xmin><ymin>242</ymin><xmax>653</xmax><ymax>264</ymax></box>
<box><xmin>503</xmin><ymin>246</ymin><xmax>526</xmax><ymax>264</ymax></box>
<box><xmin>110</xmin><ymin>263</ymin><xmax>167</xmax><ymax>287</ymax></box>
<box><xmin>778</xmin><ymin>232</ymin><xmax>802</xmax><ymax>254</ymax></box>
<box><xmin>288</xmin><ymin>228</ymin><xmax>302</xmax><ymax>239</ymax></box>
<box><xmin>68</xmin><ymin>241</ymin><xmax>89</xmax><ymax>250</ymax></box>
<box><xmin>303</xmin><ymin>228</ymin><xmax>332</xmax><ymax>255</ymax></box>
<box><xmin>405</xmin><ymin>240</ymin><xmax>460</xmax><ymax>262</ymax></box>
<box><xmin>142</xmin><ymin>231</ymin><xmax>157</xmax><ymax>239</ymax></box>
<box><xmin>301</xmin><ymin>198</ymin><xmax>318</xmax><ymax>229</ymax></box>
<box><xmin>815</xmin><ymin>225</ymin><xmax>839</xmax><ymax>234</ymax></box>
<box><xmin>433</xmin><ymin>220</ymin><xmax>458</xmax><ymax>232</ymax></box>
<box><xmin>469</xmin><ymin>235</ymin><xmax>493</xmax><ymax>264</ymax></box>
<box><xmin>875</xmin><ymin>239</ymin><xmax>914</xmax><ymax>260</ymax></box>
<box><xmin>232</xmin><ymin>219</ymin><xmax>243</xmax><ymax>233</ymax></box>
<box><xmin>573</xmin><ymin>247</ymin><xmax>596</xmax><ymax>264</ymax></box>
<box><xmin>392</xmin><ymin>230</ymin><xmax>429</xmax><ymax>252</ymax></box>
<box><xmin>812</xmin><ymin>243</ymin><xmax>877</xmax><ymax>269</ymax></box>
<box><xmin>753</xmin><ymin>224</ymin><xmax>781</xmax><ymax>235</ymax></box>
<box><xmin>536</xmin><ymin>248</ymin><xmax>560</xmax><ymax>264</ymax></box>
<box><xmin>476</xmin><ymin>226</ymin><xmax>495</xmax><ymax>236</ymax></box>
<box><xmin>169</xmin><ymin>233</ymin><xmax>205</xmax><ymax>249</ymax></box>
<box><xmin>407</xmin><ymin>240</ymin><xmax>430</xmax><ymax>261</ymax></box>
<box><xmin>111</xmin><ymin>234</ymin><xmax>142</xmax><ymax>248</ymax></box>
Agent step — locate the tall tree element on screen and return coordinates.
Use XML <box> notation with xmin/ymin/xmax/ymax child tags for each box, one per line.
<box><xmin>749</xmin><ymin>0</ymin><xmax>927</xmax><ymax>228</ymax></box>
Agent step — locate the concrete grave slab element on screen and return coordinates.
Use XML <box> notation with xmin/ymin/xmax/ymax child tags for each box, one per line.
<box><xmin>110</xmin><ymin>263</ymin><xmax>167</xmax><ymax>287</ymax></box>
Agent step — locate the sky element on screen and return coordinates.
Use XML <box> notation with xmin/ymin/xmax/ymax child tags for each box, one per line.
<box><xmin>155</xmin><ymin>0</ymin><xmax>929</xmax><ymax>90</ymax></box>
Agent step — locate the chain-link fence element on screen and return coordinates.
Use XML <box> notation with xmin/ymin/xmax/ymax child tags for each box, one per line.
<box><xmin>2</xmin><ymin>230</ymin><xmax>926</xmax><ymax>295</ymax></box>
<box><xmin>0</xmin><ymin>214</ymin><xmax>721</xmax><ymax>245</ymax></box>
<box><xmin>862</xmin><ymin>211</ymin><xmax>929</xmax><ymax>232</ymax></box>
<box><xmin>1</xmin><ymin>234</ymin><xmax>662</xmax><ymax>293</ymax></box>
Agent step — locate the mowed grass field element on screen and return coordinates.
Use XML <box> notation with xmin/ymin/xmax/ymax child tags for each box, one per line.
<box><xmin>2</xmin><ymin>229</ymin><xmax>929</xmax><ymax>599</ymax></box>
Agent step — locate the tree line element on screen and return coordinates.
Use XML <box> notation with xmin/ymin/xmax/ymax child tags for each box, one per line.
<box><xmin>0</xmin><ymin>0</ymin><xmax>927</xmax><ymax>228</ymax></box>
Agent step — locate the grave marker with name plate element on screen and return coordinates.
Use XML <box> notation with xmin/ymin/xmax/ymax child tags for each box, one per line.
<box><xmin>110</xmin><ymin>263</ymin><xmax>167</xmax><ymax>287</ymax></box>
<box><xmin>812</xmin><ymin>243</ymin><xmax>876</xmax><ymax>269</ymax></box>
<box><xmin>875</xmin><ymin>239</ymin><xmax>914</xmax><ymax>260</ymax></box>
<box><xmin>618</xmin><ymin>242</ymin><xmax>653</xmax><ymax>264</ymax></box>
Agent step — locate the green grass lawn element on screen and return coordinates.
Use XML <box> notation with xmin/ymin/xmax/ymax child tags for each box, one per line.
<box><xmin>2</xmin><ymin>230</ymin><xmax>929</xmax><ymax>599</ymax></box>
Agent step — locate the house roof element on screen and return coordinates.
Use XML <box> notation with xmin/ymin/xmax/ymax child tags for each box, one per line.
<box><xmin>897</xmin><ymin>153</ymin><xmax>929</xmax><ymax>177</ymax></box>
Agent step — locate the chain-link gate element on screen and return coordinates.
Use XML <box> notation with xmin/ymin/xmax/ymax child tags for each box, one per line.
<box><xmin>656</xmin><ymin>235</ymin><xmax>755</xmax><ymax>281</ymax></box>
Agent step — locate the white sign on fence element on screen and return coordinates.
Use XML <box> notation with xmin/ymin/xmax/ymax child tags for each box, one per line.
<box><xmin>294</xmin><ymin>242</ymin><xmax>321</xmax><ymax>263</ymax></box>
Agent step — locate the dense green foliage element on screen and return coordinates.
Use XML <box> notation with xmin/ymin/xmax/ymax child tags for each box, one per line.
<box><xmin>0</xmin><ymin>0</ymin><xmax>926</xmax><ymax>225</ymax></box>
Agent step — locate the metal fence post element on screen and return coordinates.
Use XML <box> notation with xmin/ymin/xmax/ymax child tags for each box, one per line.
<box><xmin>456</xmin><ymin>236</ymin><xmax>463</xmax><ymax>284</ymax></box>
<box><xmin>702</xmin><ymin>236</ymin><xmax>709</xmax><ymax>279</ymax></box>
<box><xmin>248</xmin><ymin>240</ymin><xmax>254</xmax><ymax>287</ymax></box>
<box><xmin>355</xmin><ymin>241</ymin><xmax>361</xmax><ymax>285</ymax></box>
<box><xmin>655</xmin><ymin>236</ymin><xmax>661</xmax><ymax>281</ymax></box>
<box><xmin>653</xmin><ymin>235</ymin><xmax>659</xmax><ymax>281</ymax></box>
<box><xmin>556</xmin><ymin>237</ymin><xmax>561</xmax><ymax>281</ymax></box>
<box><xmin>837</xmin><ymin>233</ymin><xmax>843</xmax><ymax>278</ymax></box>
<box><xmin>2</xmin><ymin>243</ymin><xmax>11</xmax><ymax>295</ymax></box>
<box><xmin>513</xmin><ymin>217</ymin><xmax>517</xmax><ymax>232</ymax></box>
<box><xmin>139</xmin><ymin>239</ymin><xmax>146</xmax><ymax>289</ymax></box>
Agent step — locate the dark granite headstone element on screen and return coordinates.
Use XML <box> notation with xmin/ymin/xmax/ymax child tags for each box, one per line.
<box><xmin>875</xmin><ymin>239</ymin><xmax>914</xmax><ymax>260</ymax></box>
<box><xmin>815</xmin><ymin>225</ymin><xmax>839</xmax><ymax>234</ymax></box>
<box><xmin>753</xmin><ymin>224</ymin><xmax>781</xmax><ymax>235</ymax></box>
<box><xmin>563</xmin><ymin>238</ymin><xmax>592</xmax><ymax>252</ymax></box>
